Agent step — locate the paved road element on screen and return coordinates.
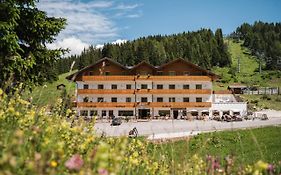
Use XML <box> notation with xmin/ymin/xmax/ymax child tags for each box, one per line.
<box><xmin>94</xmin><ymin>115</ymin><xmax>281</xmax><ymax>138</ymax></box>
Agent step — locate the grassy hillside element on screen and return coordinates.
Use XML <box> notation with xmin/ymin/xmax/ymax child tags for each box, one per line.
<box><xmin>213</xmin><ymin>39</ymin><xmax>281</xmax><ymax>90</ymax></box>
<box><xmin>23</xmin><ymin>71</ymin><xmax>75</xmax><ymax>107</ymax></box>
<box><xmin>149</xmin><ymin>125</ymin><xmax>281</xmax><ymax>174</ymax></box>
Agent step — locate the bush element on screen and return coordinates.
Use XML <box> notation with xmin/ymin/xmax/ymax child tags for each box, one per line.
<box><xmin>261</xmin><ymin>94</ymin><xmax>271</xmax><ymax>100</ymax></box>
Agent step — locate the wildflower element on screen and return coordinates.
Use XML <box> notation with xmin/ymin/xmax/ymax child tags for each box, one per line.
<box><xmin>98</xmin><ymin>168</ymin><xmax>108</xmax><ymax>175</ymax></box>
<box><xmin>267</xmin><ymin>164</ymin><xmax>274</xmax><ymax>173</ymax></box>
<box><xmin>65</xmin><ymin>154</ymin><xmax>84</xmax><ymax>171</ymax></box>
<box><xmin>50</xmin><ymin>161</ymin><xmax>58</xmax><ymax>168</ymax></box>
<box><xmin>0</xmin><ymin>89</ymin><xmax>3</xmax><ymax>95</ymax></box>
<box><xmin>255</xmin><ymin>160</ymin><xmax>268</xmax><ymax>170</ymax></box>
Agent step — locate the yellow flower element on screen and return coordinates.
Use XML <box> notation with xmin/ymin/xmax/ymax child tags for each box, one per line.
<box><xmin>0</xmin><ymin>89</ymin><xmax>3</xmax><ymax>95</ymax></box>
<box><xmin>255</xmin><ymin>160</ymin><xmax>268</xmax><ymax>170</ymax></box>
<box><xmin>50</xmin><ymin>160</ymin><xmax>58</xmax><ymax>167</ymax></box>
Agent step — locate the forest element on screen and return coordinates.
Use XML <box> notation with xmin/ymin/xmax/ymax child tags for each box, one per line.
<box><xmin>55</xmin><ymin>28</ymin><xmax>231</xmax><ymax>74</ymax></box>
<box><xmin>232</xmin><ymin>21</ymin><xmax>281</xmax><ymax>69</ymax></box>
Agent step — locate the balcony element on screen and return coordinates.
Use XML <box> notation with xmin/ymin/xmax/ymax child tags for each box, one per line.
<box><xmin>136</xmin><ymin>75</ymin><xmax>211</xmax><ymax>81</ymax></box>
<box><xmin>149</xmin><ymin>102</ymin><xmax>211</xmax><ymax>108</ymax></box>
<box><xmin>81</xmin><ymin>75</ymin><xmax>211</xmax><ymax>82</ymax></box>
<box><xmin>78</xmin><ymin>89</ymin><xmax>211</xmax><ymax>95</ymax></box>
<box><xmin>135</xmin><ymin>89</ymin><xmax>211</xmax><ymax>94</ymax></box>
<box><xmin>82</xmin><ymin>76</ymin><xmax>135</xmax><ymax>81</ymax></box>
<box><xmin>76</xmin><ymin>102</ymin><xmax>211</xmax><ymax>108</ymax></box>
<box><xmin>77</xmin><ymin>102</ymin><xmax>135</xmax><ymax>108</ymax></box>
<box><xmin>78</xmin><ymin>89</ymin><xmax>135</xmax><ymax>94</ymax></box>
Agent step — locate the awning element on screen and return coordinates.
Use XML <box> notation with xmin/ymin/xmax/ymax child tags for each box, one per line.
<box><xmin>202</xmin><ymin>110</ymin><xmax>209</xmax><ymax>112</ymax></box>
<box><xmin>190</xmin><ymin>109</ymin><xmax>198</xmax><ymax>112</ymax></box>
<box><xmin>232</xmin><ymin>109</ymin><xmax>240</xmax><ymax>112</ymax></box>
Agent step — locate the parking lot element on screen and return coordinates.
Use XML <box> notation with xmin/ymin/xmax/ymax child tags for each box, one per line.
<box><xmin>94</xmin><ymin>110</ymin><xmax>281</xmax><ymax>139</ymax></box>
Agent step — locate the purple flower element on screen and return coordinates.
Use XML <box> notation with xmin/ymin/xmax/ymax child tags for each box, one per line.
<box><xmin>267</xmin><ymin>164</ymin><xmax>274</xmax><ymax>173</ymax></box>
<box><xmin>212</xmin><ymin>159</ymin><xmax>220</xmax><ymax>170</ymax></box>
<box><xmin>98</xmin><ymin>168</ymin><xmax>108</xmax><ymax>175</ymax></box>
<box><xmin>65</xmin><ymin>154</ymin><xmax>84</xmax><ymax>171</ymax></box>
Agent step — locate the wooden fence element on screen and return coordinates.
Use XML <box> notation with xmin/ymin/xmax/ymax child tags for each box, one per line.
<box><xmin>243</xmin><ymin>87</ymin><xmax>281</xmax><ymax>95</ymax></box>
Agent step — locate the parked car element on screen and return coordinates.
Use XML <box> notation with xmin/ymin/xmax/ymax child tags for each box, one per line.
<box><xmin>111</xmin><ymin>117</ymin><xmax>122</xmax><ymax>126</ymax></box>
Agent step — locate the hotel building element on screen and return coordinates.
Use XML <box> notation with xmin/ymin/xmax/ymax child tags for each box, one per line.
<box><xmin>67</xmin><ymin>57</ymin><xmax>246</xmax><ymax>119</ymax></box>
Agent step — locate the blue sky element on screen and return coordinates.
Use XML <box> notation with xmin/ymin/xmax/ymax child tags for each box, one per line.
<box><xmin>38</xmin><ymin>0</ymin><xmax>281</xmax><ymax>56</ymax></box>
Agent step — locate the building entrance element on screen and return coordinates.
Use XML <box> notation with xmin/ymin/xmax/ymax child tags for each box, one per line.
<box><xmin>173</xmin><ymin>110</ymin><xmax>178</xmax><ymax>119</ymax></box>
<box><xmin>138</xmin><ymin>109</ymin><xmax>150</xmax><ymax>119</ymax></box>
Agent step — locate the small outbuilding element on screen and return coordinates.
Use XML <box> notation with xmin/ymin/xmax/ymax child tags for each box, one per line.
<box><xmin>228</xmin><ymin>83</ymin><xmax>247</xmax><ymax>94</ymax></box>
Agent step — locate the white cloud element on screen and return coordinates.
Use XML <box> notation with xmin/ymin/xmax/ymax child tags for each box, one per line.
<box><xmin>115</xmin><ymin>3</ymin><xmax>139</xmax><ymax>10</ymax></box>
<box><xmin>47</xmin><ymin>37</ymin><xmax>89</xmax><ymax>57</ymax></box>
<box><xmin>94</xmin><ymin>39</ymin><xmax>127</xmax><ymax>49</ymax></box>
<box><xmin>37</xmin><ymin>0</ymin><xmax>141</xmax><ymax>57</ymax></box>
<box><xmin>112</xmin><ymin>39</ymin><xmax>127</xmax><ymax>45</ymax></box>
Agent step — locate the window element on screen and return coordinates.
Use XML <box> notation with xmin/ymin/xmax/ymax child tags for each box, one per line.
<box><xmin>183</xmin><ymin>84</ymin><xmax>189</xmax><ymax>89</ymax></box>
<box><xmin>169</xmin><ymin>71</ymin><xmax>176</xmax><ymax>76</ymax></box>
<box><xmin>183</xmin><ymin>71</ymin><xmax>189</xmax><ymax>75</ymax></box>
<box><xmin>183</xmin><ymin>97</ymin><xmax>189</xmax><ymax>102</ymax></box>
<box><xmin>105</xmin><ymin>71</ymin><xmax>110</xmax><ymax>76</ymax></box>
<box><xmin>196</xmin><ymin>84</ymin><xmax>202</xmax><ymax>89</ymax></box>
<box><xmin>157</xmin><ymin>97</ymin><xmax>163</xmax><ymax>102</ymax></box>
<box><xmin>169</xmin><ymin>97</ymin><xmax>175</xmax><ymax>102</ymax></box>
<box><xmin>90</xmin><ymin>110</ymin><xmax>97</xmax><ymax>116</ymax></box>
<box><xmin>89</xmin><ymin>71</ymin><xmax>94</xmax><ymax>75</ymax></box>
<box><xmin>97</xmin><ymin>97</ymin><xmax>104</xmax><ymax>102</ymax></box>
<box><xmin>126</xmin><ymin>97</ymin><xmax>131</xmax><ymax>102</ymax></box>
<box><xmin>157</xmin><ymin>84</ymin><xmax>163</xmax><ymax>89</ymax></box>
<box><xmin>98</xmin><ymin>84</ymin><xmax>104</xmax><ymax>89</ymax></box>
<box><xmin>83</xmin><ymin>84</ymin><xmax>89</xmax><ymax>89</ymax></box>
<box><xmin>83</xmin><ymin>97</ymin><xmax>89</xmax><ymax>102</ymax></box>
<box><xmin>111</xmin><ymin>84</ymin><xmax>117</xmax><ymax>89</ymax></box>
<box><xmin>157</xmin><ymin>71</ymin><xmax>163</xmax><ymax>75</ymax></box>
<box><xmin>126</xmin><ymin>84</ymin><xmax>132</xmax><ymax>89</ymax></box>
<box><xmin>109</xmin><ymin>110</ymin><xmax>114</xmax><ymax>117</ymax></box>
<box><xmin>196</xmin><ymin>97</ymin><xmax>202</xmax><ymax>102</ymax></box>
<box><xmin>141</xmin><ymin>97</ymin><xmax>148</xmax><ymax>102</ymax></box>
<box><xmin>80</xmin><ymin>110</ymin><xmax>88</xmax><ymax>116</ymax></box>
<box><xmin>159</xmin><ymin>110</ymin><xmax>170</xmax><ymax>116</ymax></box>
<box><xmin>102</xmin><ymin>110</ymin><xmax>107</xmax><ymax>117</ymax></box>
<box><xmin>141</xmin><ymin>84</ymin><xmax>148</xmax><ymax>89</ymax></box>
<box><xmin>169</xmin><ymin>84</ymin><xmax>175</xmax><ymax>89</ymax></box>
<box><xmin>111</xmin><ymin>97</ymin><xmax>117</xmax><ymax>102</ymax></box>
<box><xmin>118</xmin><ymin>110</ymin><xmax>134</xmax><ymax>116</ymax></box>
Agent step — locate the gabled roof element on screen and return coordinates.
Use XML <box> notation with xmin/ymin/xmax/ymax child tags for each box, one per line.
<box><xmin>158</xmin><ymin>58</ymin><xmax>218</xmax><ymax>78</ymax></box>
<box><xmin>66</xmin><ymin>57</ymin><xmax>128</xmax><ymax>81</ymax></box>
<box><xmin>129</xmin><ymin>60</ymin><xmax>156</xmax><ymax>71</ymax></box>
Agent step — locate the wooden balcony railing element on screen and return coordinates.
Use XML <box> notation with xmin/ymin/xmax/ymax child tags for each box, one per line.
<box><xmin>76</xmin><ymin>102</ymin><xmax>211</xmax><ymax>108</ymax></box>
<box><xmin>149</xmin><ymin>102</ymin><xmax>211</xmax><ymax>108</ymax></box>
<box><xmin>82</xmin><ymin>76</ymin><xmax>134</xmax><ymax>81</ymax></box>
<box><xmin>82</xmin><ymin>75</ymin><xmax>211</xmax><ymax>81</ymax></box>
<box><xmin>135</xmin><ymin>89</ymin><xmax>212</xmax><ymax>94</ymax></box>
<box><xmin>78</xmin><ymin>89</ymin><xmax>135</xmax><ymax>94</ymax></box>
<box><xmin>78</xmin><ymin>89</ymin><xmax>212</xmax><ymax>95</ymax></box>
<box><xmin>77</xmin><ymin>102</ymin><xmax>135</xmax><ymax>108</ymax></box>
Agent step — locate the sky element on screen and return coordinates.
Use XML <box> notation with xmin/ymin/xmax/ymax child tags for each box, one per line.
<box><xmin>38</xmin><ymin>0</ymin><xmax>281</xmax><ymax>56</ymax></box>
